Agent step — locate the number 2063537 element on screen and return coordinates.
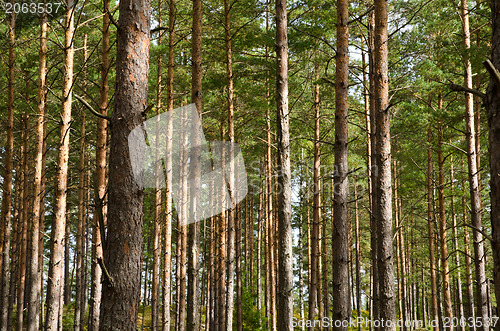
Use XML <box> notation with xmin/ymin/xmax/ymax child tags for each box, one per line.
<box><xmin>4</xmin><ymin>2</ymin><xmax>63</xmax><ymax>14</ymax></box>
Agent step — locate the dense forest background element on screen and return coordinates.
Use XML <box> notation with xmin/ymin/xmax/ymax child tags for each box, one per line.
<box><xmin>1</xmin><ymin>0</ymin><xmax>500</xmax><ymax>329</ymax></box>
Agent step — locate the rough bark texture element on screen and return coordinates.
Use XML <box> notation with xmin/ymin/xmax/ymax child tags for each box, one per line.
<box><xmin>187</xmin><ymin>0</ymin><xmax>202</xmax><ymax>328</ymax></box>
<box><xmin>27</xmin><ymin>11</ymin><xmax>47</xmax><ymax>331</ymax></box>
<box><xmin>45</xmin><ymin>1</ymin><xmax>75</xmax><ymax>328</ymax></box>
<box><xmin>332</xmin><ymin>0</ymin><xmax>350</xmax><ymax>327</ymax></box>
<box><xmin>427</xmin><ymin>125</ymin><xmax>439</xmax><ymax>329</ymax></box>
<box><xmin>275</xmin><ymin>0</ymin><xmax>293</xmax><ymax>328</ymax></box>
<box><xmin>487</xmin><ymin>0</ymin><xmax>500</xmax><ymax>323</ymax></box>
<box><xmin>98</xmin><ymin>0</ymin><xmax>150</xmax><ymax>327</ymax></box>
<box><xmin>374</xmin><ymin>0</ymin><xmax>396</xmax><ymax>328</ymax></box>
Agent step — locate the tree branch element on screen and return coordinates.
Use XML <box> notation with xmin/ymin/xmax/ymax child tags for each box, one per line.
<box><xmin>74</xmin><ymin>94</ymin><xmax>111</xmax><ymax>121</ymax></box>
<box><xmin>448</xmin><ymin>83</ymin><xmax>486</xmax><ymax>99</ymax></box>
<box><xmin>483</xmin><ymin>59</ymin><xmax>500</xmax><ymax>87</ymax></box>
<box><xmin>97</xmin><ymin>257</ymin><xmax>114</xmax><ymax>287</ymax></box>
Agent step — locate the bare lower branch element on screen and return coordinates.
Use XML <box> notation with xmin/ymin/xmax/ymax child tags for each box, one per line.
<box><xmin>74</xmin><ymin>94</ymin><xmax>111</xmax><ymax>121</ymax></box>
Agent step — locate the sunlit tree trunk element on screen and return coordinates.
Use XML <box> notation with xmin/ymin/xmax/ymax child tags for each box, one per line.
<box><xmin>27</xmin><ymin>11</ymin><xmax>47</xmax><ymax>331</ymax></box>
<box><xmin>45</xmin><ymin>0</ymin><xmax>75</xmax><ymax>328</ymax></box>
<box><xmin>99</xmin><ymin>0</ymin><xmax>150</xmax><ymax>327</ymax></box>
<box><xmin>374</xmin><ymin>0</ymin><xmax>395</xmax><ymax>328</ymax></box>
<box><xmin>460</xmin><ymin>1</ymin><xmax>488</xmax><ymax>327</ymax></box>
<box><xmin>275</xmin><ymin>0</ymin><xmax>293</xmax><ymax>326</ymax></box>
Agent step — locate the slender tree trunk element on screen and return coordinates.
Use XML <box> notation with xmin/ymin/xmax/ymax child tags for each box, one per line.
<box><xmin>332</xmin><ymin>0</ymin><xmax>350</xmax><ymax>327</ymax></box>
<box><xmin>461</xmin><ymin>162</ymin><xmax>475</xmax><ymax>329</ymax></box>
<box><xmin>427</xmin><ymin>125</ymin><xmax>439</xmax><ymax>330</ymax></box>
<box><xmin>450</xmin><ymin>155</ymin><xmax>465</xmax><ymax>331</ymax></box>
<box><xmin>90</xmin><ymin>1</ymin><xmax>110</xmax><ymax>328</ymax></box>
<box><xmin>367</xmin><ymin>11</ymin><xmax>379</xmax><ymax>325</ymax></box>
<box><xmin>45</xmin><ymin>1</ymin><xmax>75</xmax><ymax>328</ymax></box>
<box><xmin>460</xmin><ymin>1</ymin><xmax>488</xmax><ymax>328</ymax></box>
<box><xmin>151</xmin><ymin>4</ymin><xmax>164</xmax><ymax>328</ymax></box>
<box><xmin>0</xmin><ymin>7</ymin><xmax>15</xmax><ymax>329</ymax></box>
<box><xmin>276</xmin><ymin>0</ymin><xmax>293</xmax><ymax>325</ymax></box>
<box><xmin>354</xmin><ymin>182</ymin><xmax>362</xmax><ymax>331</ymax></box>
<box><xmin>374</xmin><ymin>0</ymin><xmax>395</xmax><ymax>327</ymax></box>
<box><xmin>437</xmin><ymin>117</ymin><xmax>453</xmax><ymax>329</ymax></box>
<box><xmin>187</xmin><ymin>0</ymin><xmax>202</xmax><ymax>327</ymax></box>
<box><xmin>309</xmin><ymin>62</ymin><xmax>321</xmax><ymax>330</ymax></box>
<box><xmin>162</xmin><ymin>0</ymin><xmax>175</xmax><ymax>329</ymax></box>
<box><xmin>223</xmin><ymin>0</ymin><xmax>236</xmax><ymax>327</ymax></box>
<box><xmin>27</xmin><ymin>11</ymin><xmax>47</xmax><ymax>331</ymax></box>
<box><xmin>99</xmin><ymin>0</ymin><xmax>150</xmax><ymax>327</ymax></box>
<box><xmin>486</xmin><ymin>0</ymin><xmax>500</xmax><ymax>323</ymax></box>
<box><xmin>74</xmin><ymin>34</ymin><xmax>88</xmax><ymax>331</ymax></box>
<box><xmin>17</xmin><ymin>99</ymin><xmax>29</xmax><ymax>331</ymax></box>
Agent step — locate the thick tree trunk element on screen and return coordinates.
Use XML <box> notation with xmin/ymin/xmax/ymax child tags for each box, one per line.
<box><xmin>374</xmin><ymin>0</ymin><xmax>396</xmax><ymax>328</ymax></box>
<box><xmin>275</xmin><ymin>0</ymin><xmax>293</xmax><ymax>327</ymax></box>
<box><xmin>98</xmin><ymin>0</ymin><xmax>150</xmax><ymax>328</ymax></box>
<box><xmin>45</xmin><ymin>1</ymin><xmax>75</xmax><ymax>328</ymax></box>
<box><xmin>486</xmin><ymin>0</ymin><xmax>500</xmax><ymax>324</ymax></box>
<box><xmin>332</xmin><ymin>0</ymin><xmax>350</xmax><ymax>327</ymax></box>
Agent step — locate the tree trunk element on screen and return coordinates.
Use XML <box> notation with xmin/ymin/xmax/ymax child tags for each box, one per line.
<box><xmin>460</xmin><ymin>0</ymin><xmax>488</xmax><ymax>328</ymax></box>
<box><xmin>332</xmin><ymin>0</ymin><xmax>350</xmax><ymax>327</ymax></box>
<box><xmin>162</xmin><ymin>0</ymin><xmax>175</xmax><ymax>329</ymax></box>
<box><xmin>374</xmin><ymin>0</ymin><xmax>396</xmax><ymax>327</ymax></box>
<box><xmin>437</xmin><ymin>117</ymin><xmax>453</xmax><ymax>329</ymax></box>
<box><xmin>223</xmin><ymin>0</ymin><xmax>236</xmax><ymax>327</ymax></box>
<box><xmin>450</xmin><ymin>155</ymin><xmax>465</xmax><ymax>331</ymax></box>
<box><xmin>99</xmin><ymin>0</ymin><xmax>150</xmax><ymax>327</ymax></box>
<box><xmin>0</xmin><ymin>6</ymin><xmax>15</xmax><ymax>330</ymax></box>
<box><xmin>309</xmin><ymin>61</ymin><xmax>321</xmax><ymax>329</ymax></box>
<box><xmin>74</xmin><ymin>34</ymin><xmax>88</xmax><ymax>331</ymax></box>
<box><xmin>27</xmin><ymin>11</ymin><xmax>47</xmax><ymax>331</ymax></box>
<box><xmin>187</xmin><ymin>0</ymin><xmax>202</xmax><ymax>327</ymax></box>
<box><xmin>45</xmin><ymin>1</ymin><xmax>75</xmax><ymax>328</ymax></box>
<box><xmin>152</xmin><ymin>4</ymin><xmax>164</xmax><ymax>329</ymax></box>
<box><xmin>486</xmin><ymin>0</ymin><xmax>500</xmax><ymax>323</ymax></box>
<box><xmin>427</xmin><ymin>125</ymin><xmax>439</xmax><ymax>329</ymax></box>
<box><xmin>275</xmin><ymin>0</ymin><xmax>293</xmax><ymax>327</ymax></box>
